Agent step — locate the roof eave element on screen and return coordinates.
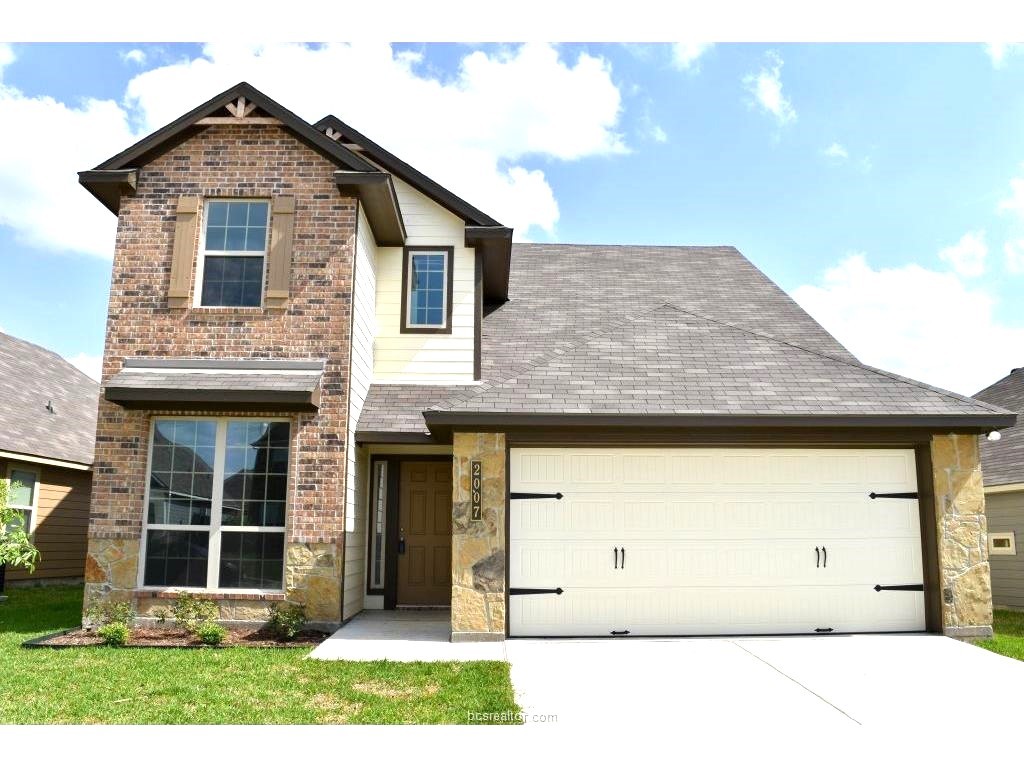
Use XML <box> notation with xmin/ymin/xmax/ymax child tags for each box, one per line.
<box><xmin>422</xmin><ymin>410</ymin><xmax>1018</xmax><ymax>437</ymax></box>
<box><xmin>466</xmin><ymin>226</ymin><xmax>512</xmax><ymax>303</ymax></box>
<box><xmin>78</xmin><ymin>169</ymin><xmax>139</xmax><ymax>215</ymax></box>
<box><xmin>334</xmin><ymin>171</ymin><xmax>406</xmax><ymax>246</ymax></box>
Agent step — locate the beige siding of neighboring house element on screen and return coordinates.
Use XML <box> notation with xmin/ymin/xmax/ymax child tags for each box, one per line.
<box><xmin>372</xmin><ymin>177</ymin><xmax>476</xmax><ymax>382</ymax></box>
<box><xmin>2</xmin><ymin>460</ymin><xmax>90</xmax><ymax>582</ymax></box>
<box><xmin>986</xmin><ymin>489</ymin><xmax>1024</xmax><ymax>610</ymax></box>
<box><xmin>343</xmin><ymin>205</ymin><xmax>378</xmax><ymax>620</ymax></box>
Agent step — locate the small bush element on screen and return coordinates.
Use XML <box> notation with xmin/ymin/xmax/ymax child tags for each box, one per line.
<box><xmin>268</xmin><ymin>602</ymin><xmax>306</xmax><ymax>640</ymax></box>
<box><xmin>197</xmin><ymin>621</ymin><xmax>227</xmax><ymax>646</ymax></box>
<box><xmin>97</xmin><ymin>621</ymin><xmax>131</xmax><ymax>647</ymax></box>
<box><xmin>153</xmin><ymin>608</ymin><xmax>169</xmax><ymax>624</ymax></box>
<box><xmin>171</xmin><ymin>593</ymin><xmax>219</xmax><ymax>634</ymax></box>
<box><xmin>86</xmin><ymin>599</ymin><xmax>134</xmax><ymax>628</ymax></box>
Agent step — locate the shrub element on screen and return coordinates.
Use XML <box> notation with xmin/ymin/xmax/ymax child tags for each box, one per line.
<box><xmin>86</xmin><ymin>599</ymin><xmax>134</xmax><ymax>628</ymax></box>
<box><xmin>171</xmin><ymin>593</ymin><xmax>219</xmax><ymax>634</ymax></box>
<box><xmin>97</xmin><ymin>621</ymin><xmax>131</xmax><ymax>647</ymax></box>
<box><xmin>153</xmin><ymin>608</ymin><xmax>169</xmax><ymax>624</ymax></box>
<box><xmin>197</xmin><ymin>621</ymin><xmax>227</xmax><ymax>646</ymax></box>
<box><xmin>268</xmin><ymin>602</ymin><xmax>306</xmax><ymax>640</ymax></box>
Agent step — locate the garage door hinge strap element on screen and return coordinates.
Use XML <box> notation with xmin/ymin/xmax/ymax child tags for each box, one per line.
<box><xmin>873</xmin><ymin>584</ymin><xmax>924</xmax><ymax>592</ymax></box>
<box><xmin>510</xmin><ymin>492</ymin><xmax>564</xmax><ymax>500</ymax></box>
<box><xmin>509</xmin><ymin>587</ymin><xmax>564</xmax><ymax>596</ymax></box>
<box><xmin>868</xmin><ymin>492</ymin><xmax>919</xmax><ymax>499</ymax></box>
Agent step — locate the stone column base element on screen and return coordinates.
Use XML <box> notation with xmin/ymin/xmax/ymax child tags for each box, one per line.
<box><xmin>944</xmin><ymin>625</ymin><xmax>993</xmax><ymax>639</ymax></box>
<box><xmin>451</xmin><ymin>630</ymin><xmax>505</xmax><ymax>643</ymax></box>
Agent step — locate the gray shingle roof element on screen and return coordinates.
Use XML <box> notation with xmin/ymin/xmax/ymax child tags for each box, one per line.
<box><xmin>358</xmin><ymin>244</ymin><xmax>1013</xmax><ymax>437</ymax></box>
<box><xmin>358</xmin><ymin>384</ymin><xmax>480</xmax><ymax>437</ymax></box>
<box><xmin>975</xmin><ymin>369</ymin><xmax>1024</xmax><ymax>485</ymax></box>
<box><xmin>0</xmin><ymin>332</ymin><xmax>99</xmax><ymax>465</ymax></box>
<box><xmin>430</xmin><ymin>304</ymin><xmax>1007</xmax><ymax>420</ymax></box>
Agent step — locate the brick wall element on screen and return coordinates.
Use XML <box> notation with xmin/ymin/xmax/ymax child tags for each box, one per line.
<box><xmin>84</xmin><ymin>124</ymin><xmax>356</xmax><ymax>625</ymax></box>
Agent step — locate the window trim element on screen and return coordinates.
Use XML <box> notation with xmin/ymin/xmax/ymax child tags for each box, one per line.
<box><xmin>137</xmin><ymin>416</ymin><xmax>292</xmax><ymax>594</ymax></box>
<box><xmin>194</xmin><ymin>198</ymin><xmax>271</xmax><ymax>309</ymax></box>
<box><xmin>400</xmin><ymin>246</ymin><xmax>454</xmax><ymax>334</ymax></box>
<box><xmin>5</xmin><ymin>463</ymin><xmax>40</xmax><ymax>535</ymax></box>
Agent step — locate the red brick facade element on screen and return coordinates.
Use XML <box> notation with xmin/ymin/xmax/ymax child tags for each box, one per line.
<box><xmin>85</xmin><ymin>124</ymin><xmax>357</xmax><ymax>625</ymax></box>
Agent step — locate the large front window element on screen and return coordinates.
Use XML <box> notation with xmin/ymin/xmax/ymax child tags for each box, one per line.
<box><xmin>199</xmin><ymin>200</ymin><xmax>269</xmax><ymax>308</ymax></box>
<box><xmin>143</xmin><ymin>418</ymin><xmax>290</xmax><ymax>590</ymax></box>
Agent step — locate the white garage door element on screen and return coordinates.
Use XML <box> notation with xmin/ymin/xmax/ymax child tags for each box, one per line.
<box><xmin>509</xmin><ymin>447</ymin><xmax>926</xmax><ymax>637</ymax></box>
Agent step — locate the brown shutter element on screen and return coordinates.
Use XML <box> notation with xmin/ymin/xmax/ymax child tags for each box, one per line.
<box><xmin>265</xmin><ymin>196</ymin><xmax>295</xmax><ymax>308</ymax></box>
<box><xmin>167</xmin><ymin>196</ymin><xmax>200</xmax><ymax>309</ymax></box>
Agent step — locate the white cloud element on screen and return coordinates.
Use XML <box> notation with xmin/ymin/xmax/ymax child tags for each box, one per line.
<box><xmin>986</xmin><ymin>43</ymin><xmax>1024</xmax><ymax>68</ymax></box>
<box><xmin>998</xmin><ymin>169</ymin><xmax>1024</xmax><ymax>216</ymax></box>
<box><xmin>822</xmin><ymin>142</ymin><xmax>848</xmax><ymax>161</ymax></box>
<box><xmin>743</xmin><ymin>50</ymin><xmax>796</xmax><ymax>126</ymax></box>
<box><xmin>649</xmin><ymin>124</ymin><xmax>668</xmax><ymax>143</ymax></box>
<box><xmin>0</xmin><ymin>43</ymin><xmax>13</xmax><ymax>76</ymax></box>
<box><xmin>938</xmin><ymin>230</ymin><xmax>988</xmax><ymax>277</ymax></box>
<box><xmin>120</xmin><ymin>49</ymin><xmax>147</xmax><ymax>66</ymax></box>
<box><xmin>671</xmin><ymin>43</ymin><xmax>713</xmax><ymax>71</ymax></box>
<box><xmin>0</xmin><ymin>42</ymin><xmax>628</xmax><ymax>254</ymax></box>
<box><xmin>1004</xmin><ymin>239</ymin><xmax>1024</xmax><ymax>273</ymax></box>
<box><xmin>792</xmin><ymin>253</ymin><xmax>1024</xmax><ymax>396</ymax></box>
<box><xmin>66</xmin><ymin>352</ymin><xmax>101</xmax><ymax>381</ymax></box>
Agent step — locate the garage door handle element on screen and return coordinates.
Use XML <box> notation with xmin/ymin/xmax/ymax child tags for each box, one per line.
<box><xmin>621</xmin><ymin>547</ymin><xmax>625</xmax><ymax>569</ymax></box>
<box><xmin>614</xmin><ymin>547</ymin><xmax>619</xmax><ymax>569</ymax></box>
<box><xmin>822</xmin><ymin>546</ymin><xmax>827</xmax><ymax>568</ymax></box>
<box><xmin>815</xmin><ymin>546</ymin><xmax>820</xmax><ymax>568</ymax></box>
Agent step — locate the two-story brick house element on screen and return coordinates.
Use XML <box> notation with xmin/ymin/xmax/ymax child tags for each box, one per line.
<box><xmin>80</xmin><ymin>82</ymin><xmax>1013</xmax><ymax>640</ymax></box>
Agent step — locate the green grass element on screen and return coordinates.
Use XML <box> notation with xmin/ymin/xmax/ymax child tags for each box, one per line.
<box><xmin>0</xmin><ymin>585</ymin><xmax>519</xmax><ymax>724</ymax></box>
<box><xmin>978</xmin><ymin>609</ymin><xmax>1024</xmax><ymax>662</ymax></box>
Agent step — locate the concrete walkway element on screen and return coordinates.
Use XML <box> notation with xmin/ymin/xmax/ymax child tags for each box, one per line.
<box><xmin>309</xmin><ymin>610</ymin><xmax>505</xmax><ymax>662</ymax></box>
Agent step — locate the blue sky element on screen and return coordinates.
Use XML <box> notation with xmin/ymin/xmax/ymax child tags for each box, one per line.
<box><xmin>2</xmin><ymin>42</ymin><xmax>1024</xmax><ymax>395</ymax></box>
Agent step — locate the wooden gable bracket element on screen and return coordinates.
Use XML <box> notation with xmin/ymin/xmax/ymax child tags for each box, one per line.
<box><xmin>196</xmin><ymin>95</ymin><xmax>281</xmax><ymax>126</ymax></box>
<box><xmin>325</xmin><ymin>127</ymin><xmax>342</xmax><ymax>141</ymax></box>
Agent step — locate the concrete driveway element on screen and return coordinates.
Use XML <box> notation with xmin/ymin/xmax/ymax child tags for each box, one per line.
<box><xmin>505</xmin><ymin>634</ymin><xmax>1024</xmax><ymax>728</ymax></box>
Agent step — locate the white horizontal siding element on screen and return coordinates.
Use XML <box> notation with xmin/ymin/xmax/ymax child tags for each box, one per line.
<box><xmin>373</xmin><ymin>178</ymin><xmax>476</xmax><ymax>382</ymax></box>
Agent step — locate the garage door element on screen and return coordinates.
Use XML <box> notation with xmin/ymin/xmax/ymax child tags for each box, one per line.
<box><xmin>509</xmin><ymin>448</ymin><xmax>926</xmax><ymax>637</ymax></box>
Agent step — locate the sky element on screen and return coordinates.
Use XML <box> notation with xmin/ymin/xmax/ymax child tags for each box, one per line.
<box><xmin>1</xmin><ymin>41</ymin><xmax>1024</xmax><ymax>397</ymax></box>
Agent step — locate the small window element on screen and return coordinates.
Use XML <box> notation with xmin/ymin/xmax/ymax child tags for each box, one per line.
<box><xmin>6</xmin><ymin>466</ymin><xmax>38</xmax><ymax>534</ymax></box>
<box><xmin>198</xmin><ymin>200</ymin><xmax>269</xmax><ymax>308</ymax></box>
<box><xmin>402</xmin><ymin>247</ymin><xmax>453</xmax><ymax>332</ymax></box>
<box><xmin>989</xmin><ymin>532</ymin><xmax>1017</xmax><ymax>556</ymax></box>
<box><xmin>368</xmin><ymin>460</ymin><xmax>387</xmax><ymax>591</ymax></box>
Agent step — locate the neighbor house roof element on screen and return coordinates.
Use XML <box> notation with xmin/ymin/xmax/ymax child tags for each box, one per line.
<box><xmin>0</xmin><ymin>333</ymin><xmax>99</xmax><ymax>466</ymax></box>
<box><xmin>357</xmin><ymin>244</ymin><xmax>1015</xmax><ymax>440</ymax></box>
<box><xmin>975</xmin><ymin>368</ymin><xmax>1024</xmax><ymax>485</ymax></box>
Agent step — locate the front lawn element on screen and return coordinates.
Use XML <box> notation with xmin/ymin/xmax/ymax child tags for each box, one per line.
<box><xmin>978</xmin><ymin>609</ymin><xmax>1024</xmax><ymax>662</ymax></box>
<box><xmin>0</xmin><ymin>585</ymin><xmax>518</xmax><ymax>724</ymax></box>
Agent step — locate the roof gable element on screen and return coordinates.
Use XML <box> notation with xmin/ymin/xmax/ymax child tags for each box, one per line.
<box><xmin>975</xmin><ymin>368</ymin><xmax>1024</xmax><ymax>485</ymax></box>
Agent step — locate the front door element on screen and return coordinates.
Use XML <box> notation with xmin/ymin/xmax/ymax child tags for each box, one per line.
<box><xmin>397</xmin><ymin>460</ymin><xmax>452</xmax><ymax>606</ymax></box>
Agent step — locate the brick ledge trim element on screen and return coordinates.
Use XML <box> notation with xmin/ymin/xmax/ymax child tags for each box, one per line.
<box><xmin>134</xmin><ymin>589</ymin><xmax>286</xmax><ymax>602</ymax></box>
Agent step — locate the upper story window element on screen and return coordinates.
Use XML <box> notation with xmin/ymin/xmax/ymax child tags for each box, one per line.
<box><xmin>401</xmin><ymin>246</ymin><xmax>453</xmax><ymax>333</ymax></box>
<box><xmin>198</xmin><ymin>200</ymin><xmax>270</xmax><ymax>308</ymax></box>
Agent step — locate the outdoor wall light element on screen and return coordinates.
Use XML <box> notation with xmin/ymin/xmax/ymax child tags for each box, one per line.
<box><xmin>987</xmin><ymin>431</ymin><xmax>1002</xmax><ymax>442</ymax></box>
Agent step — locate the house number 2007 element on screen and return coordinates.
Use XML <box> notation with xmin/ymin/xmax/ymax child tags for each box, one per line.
<box><xmin>471</xmin><ymin>461</ymin><xmax>482</xmax><ymax>521</ymax></box>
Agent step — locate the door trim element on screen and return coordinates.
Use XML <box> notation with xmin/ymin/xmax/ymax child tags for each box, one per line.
<box><xmin>368</xmin><ymin>454</ymin><xmax>454</xmax><ymax>610</ymax></box>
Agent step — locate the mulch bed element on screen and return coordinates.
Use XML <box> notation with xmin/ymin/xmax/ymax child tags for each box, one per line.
<box><xmin>29</xmin><ymin>626</ymin><xmax>330</xmax><ymax>648</ymax></box>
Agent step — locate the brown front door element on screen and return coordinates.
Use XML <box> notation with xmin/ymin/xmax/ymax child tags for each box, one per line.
<box><xmin>397</xmin><ymin>460</ymin><xmax>452</xmax><ymax>606</ymax></box>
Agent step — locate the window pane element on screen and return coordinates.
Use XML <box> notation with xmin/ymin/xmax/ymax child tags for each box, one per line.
<box><xmin>218</xmin><ymin>532</ymin><xmax>284</xmax><ymax>589</ymax></box>
<box><xmin>201</xmin><ymin>256</ymin><xmax>263</xmax><ymax>307</ymax></box>
<box><xmin>149</xmin><ymin>419</ymin><xmax>216</xmax><ymax>525</ymax></box>
<box><xmin>143</xmin><ymin>530</ymin><xmax>209</xmax><ymax>587</ymax></box>
<box><xmin>223</xmin><ymin>420</ymin><xmax>290</xmax><ymax>530</ymax></box>
<box><xmin>369</xmin><ymin>461</ymin><xmax>387</xmax><ymax>589</ymax></box>
<box><xmin>9</xmin><ymin>470</ymin><xmax>36</xmax><ymax>507</ymax></box>
<box><xmin>407</xmin><ymin>252</ymin><xmax>447</xmax><ymax>327</ymax></box>
<box><xmin>225</xmin><ymin>226</ymin><xmax>247</xmax><ymax>251</ymax></box>
<box><xmin>227</xmin><ymin>203</ymin><xmax>248</xmax><ymax>226</ymax></box>
<box><xmin>206</xmin><ymin>201</ymin><xmax>228</xmax><ymax>226</ymax></box>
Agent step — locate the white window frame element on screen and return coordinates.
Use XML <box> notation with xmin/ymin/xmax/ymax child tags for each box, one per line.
<box><xmin>405</xmin><ymin>249</ymin><xmax>450</xmax><ymax>329</ymax></box>
<box><xmin>5</xmin><ymin>463</ymin><xmax>40</xmax><ymax>535</ymax></box>
<box><xmin>989</xmin><ymin>531</ymin><xmax>1017</xmax><ymax>556</ymax></box>
<box><xmin>137</xmin><ymin>416</ymin><xmax>291</xmax><ymax>594</ymax></box>
<box><xmin>194</xmin><ymin>198</ymin><xmax>271</xmax><ymax>309</ymax></box>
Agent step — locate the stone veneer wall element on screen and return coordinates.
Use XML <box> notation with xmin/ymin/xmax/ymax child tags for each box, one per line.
<box><xmin>451</xmin><ymin>432</ymin><xmax>507</xmax><ymax>641</ymax></box>
<box><xmin>83</xmin><ymin>123</ymin><xmax>356</xmax><ymax>628</ymax></box>
<box><xmin>932</xmin><ymin>433</ymin><xmax>993</xmax><ymax>638</ymax></box>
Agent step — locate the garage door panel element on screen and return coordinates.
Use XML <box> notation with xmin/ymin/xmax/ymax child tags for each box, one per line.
<box><xmin>509</xmin><ymin>447</ymin><xmax>926</xmax><ymax>637</ymax></box>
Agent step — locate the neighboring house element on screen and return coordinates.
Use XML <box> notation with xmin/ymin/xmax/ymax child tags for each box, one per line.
<box><xmin>974</xmin><ymin>369</ymin><xmax>1024</xmax><ymax>610</ymax></box>
<box><xmin>78</xmin><ymin>82</ymin><xmax>1014</xmax><ymax>640</ymax></box>
<box><xmin>0</xmin><ymin>332</ymin><xmax>98</xmax><ymax>585</ymax></box>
